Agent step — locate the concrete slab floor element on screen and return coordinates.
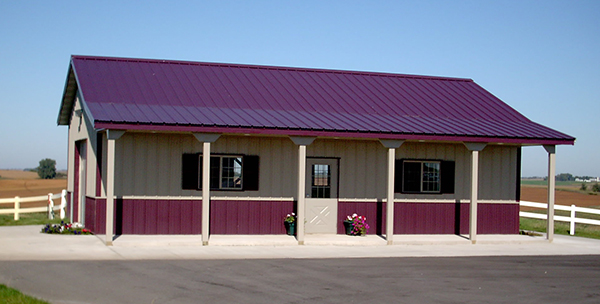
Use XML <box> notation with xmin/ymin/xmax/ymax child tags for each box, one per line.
<box><xmin>2</xmin><ymin>225</ymin><xmax>599</xmax><ymax>261</ymax></box>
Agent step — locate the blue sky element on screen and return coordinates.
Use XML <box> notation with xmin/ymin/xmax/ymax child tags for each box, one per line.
<box><xmin>0</xmin><ymin>1</ymin><xmax>598</xmax><ymax>177</ymax></box>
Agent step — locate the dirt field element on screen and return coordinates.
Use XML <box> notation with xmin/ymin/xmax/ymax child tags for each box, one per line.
<box><xmin>0</xmin><ymin>170</ymin><xmax>67</xmax><ymax>199</ymax></box>
<box><xmin>520</xmin><ymin>186</ymin><xmax>600</xmax><ymax>208</ymax></box>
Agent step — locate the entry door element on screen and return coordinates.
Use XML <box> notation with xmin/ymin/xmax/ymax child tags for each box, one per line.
<box><xmin>305</xmin><ymin>158</ymin><xmax>338</xmax><ymax>234</ymax></box>
<box><xmin>77</xmin><ymin>141</ymin><xmax>87</xmax><ymax>225</ymax></box>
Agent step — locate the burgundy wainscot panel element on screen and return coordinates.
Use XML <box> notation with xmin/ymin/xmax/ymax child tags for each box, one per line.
<box><xmin>478</xmin><ymin>203</ymin><xmax>520</xmax><ymax>234</ymax></box>
<box><xmin>394</xmin><ymin>202</ymin><xmax>518</xmax><ymax>235</ymax></box>
<box><xmin>337</xmin><ymin>201</ymin><xmax>386</xmax><ymax>235</ymax></box>
<box><xmin>117</xmin><ymin>199</ymin><xmax>202</xmax><ymax>235</ymax></box>
<box><xmin>84</xmin><ymin>197</ymin><xmax>106</xmax><ymax>234</ymax></box>
<box><xmin>210</xmin><ymin>200</ymin><xmax>295</xmax><ymax>234</ymax></box>
<box><xmin>394</xmin><ymin>202</ymin><xmax>469</xmax><ymax>234</ymax></box>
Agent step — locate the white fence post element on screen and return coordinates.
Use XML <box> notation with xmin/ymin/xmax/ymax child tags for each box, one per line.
<box><xmin>520</xmin><ymin>201</ymin><xmax>600</xmax><ymax>236</ymax></box>
<box><xmin>570</xmin><ymin>204</ymin><xmax>576</xmax><ymax>236</ymax></box>
<box><xmin>14</xmin><ymin>196</ymin><xmax>20</xmax><ymax>221</ymax></box>
<box><xmin>48</xmin><ymin>193</ymin><xmax>54</xmax><ymax>220</ymax></box>
<box><xmin>60</xmin><ymin>189</ymin><xmax>67</xmax><ymax>220</ymax></box>
<box><xmin>1</xmin><ymin>190</ymin><xmax>68</xmax><ymax>221</ymax></box>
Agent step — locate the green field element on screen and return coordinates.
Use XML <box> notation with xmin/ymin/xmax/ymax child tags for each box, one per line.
<box><xmin>521</xmin><ymin>180</ymin><xmax>585</xmax><ymax>187</ymax></box>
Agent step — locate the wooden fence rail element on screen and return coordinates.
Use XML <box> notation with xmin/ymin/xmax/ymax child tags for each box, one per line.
<box><xmin>0</xmin><ymin>190</ymin><xmax>67</xmax><ymax>221</ymax></box>
<box><xmin>520</xmin><ymin>200</ymin><xmax>600</xmax><ymax>235</ymax></box>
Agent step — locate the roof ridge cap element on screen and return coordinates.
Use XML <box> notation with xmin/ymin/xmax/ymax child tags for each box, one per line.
<box><xmin>70</xmin><ymin>55</ymin><xmax>473</xmax><ymax>82</ymax></box>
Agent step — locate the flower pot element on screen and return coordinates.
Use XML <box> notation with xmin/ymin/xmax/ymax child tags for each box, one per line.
<box><xmin>284</xmin><ymin>221</ymin><xmax>296</xmax><ymax>236</ymax></box>
<box><xmin>343</xmin><ymin>220</ymin><xmax>354</xmax><ymax>235</ymax></box>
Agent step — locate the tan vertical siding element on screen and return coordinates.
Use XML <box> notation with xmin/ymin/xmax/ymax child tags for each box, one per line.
<box><xmin>307</xmin><ymin>139</ymin><xmax>387</xmax><ymax>199</ymax></box>
<box><xmin>115</xmin><ymin>134</ymin><xmax>299</xmax><ymax>198</ymax></box>
<box><xmin>67</xmin><ymin>94</ymin><xmax>99</xmax><ymax>198</ymax></box>
<box><xmin>478</xmin><ymin>145</ymin><xmax>517</xmax><ymax>200</ymax></box>
<box><xmin>113</xmin><ymin>134</ymin><xmax>518</xmax><ymax>201</ymax></box>
<box><xmin>395</xmin><ymin>143</ymin><xmax>518</xmax><ymax>201</ymax></box>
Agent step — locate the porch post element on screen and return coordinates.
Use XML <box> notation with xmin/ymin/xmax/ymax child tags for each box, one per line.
<box><xmin>379</xmin><ymin>139</ymin><xmax>404</xmax><ymax>245</ymax></box>
<box><xmin>290</xmin><ymin>136</ymin><xmax>316</xmax><ymax>245</ymax></box>
<box><xmin>105</xmin><ymin>129</ymin><xmax>125</xmax><ymax>246</ymax></box>
<box><xmin>544</xmin><ymin>145</ymin><xmax>556</xmax><ymax>242</ymax></box>
<box><xmin>202</xmin><ymin>142</ymin><xmax>211</xmax><ymax>245</ymax></box>
<box><xmin>464</xmin><ymin>142</ymin><xmax>486</xmax><ymax>244</ymax></box>
<box><xmin>297</xmin><ymin>144</ymin><xmax>307</xmax><ymax>244</ymax></box>
<box><xmin>193</xmin><ymin>133</ymin><xmax>221</xmax><ymax>246</ymax></box>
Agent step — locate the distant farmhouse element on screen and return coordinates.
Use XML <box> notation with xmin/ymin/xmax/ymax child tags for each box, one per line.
<box><xmin>57</xmin><ymin>56</ymin><xmax>575</xmax><ymax>245</ymax></box>
<box><xmin>576</xmin><ymin>177</ymin><xmax>600</xmax><ymax>182</ymax></box>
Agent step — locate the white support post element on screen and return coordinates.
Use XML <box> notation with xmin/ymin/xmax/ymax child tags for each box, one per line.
<box><xmin>544</xmin><ymin>145</ymin><xmax>556</xmax><ymax>242</ymax></box>
<box><xmin>289</xmin><ymin>136</ymin><xmax>316</xmax><ymax>246</ymax></box>
<box><xmin>106</xmin><ymin>137</ymin><xmax>116</xmax><ymax>245</ymax></box>
<box><xmin>469</xmin><ymin>150</ymin><xmax>479</xmax><ymax>244</ymax></box>
<box><xmin>202</xmin><ymin>141</ymin><xmax>211</xmax><ymax>246</ymax></box>
<box><xmin>297</xmin><ymin>144</ymin><xmax>307</xmax><ymax>245</ymax></box>
<box><xmin>570</xmin><ymin>204</ymin><xmax>576</xmax><ymax>236</ymax></box>
<box><xmin>105</xmin><ymin>130</ymin><xmax>125</xmax><ymax>246</ymax></box>
<box><xmin>192</xmin><ymin>133</ymin><xmax>221</xmax><ymax>246</ymax></box>
<box><xmin>14</xmin><ymin>196</ymin><xmax>20</xmax><ymax>221</ymax></box>
<box><xmin>379</xmin><ymin>139</ymin><xmax>404</xmax><ymax>245</ymax></box>
<box><xmin>386</xmin><ymin>148</ymin><xmax>395</xmax><ymax>245</ymax></box>
<box><xmin>463</xmin><ymin>142</ymin><xmax>486</xmax><ymax>245</ymax></box>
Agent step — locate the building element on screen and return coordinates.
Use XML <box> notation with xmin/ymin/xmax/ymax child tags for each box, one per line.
<box><xmin>57</xmin><ymin>55</ymin><xmax>575</xmax><ymax>245</ymax></box>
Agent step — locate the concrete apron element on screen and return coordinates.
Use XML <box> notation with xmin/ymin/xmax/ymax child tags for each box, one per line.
<box><xmin>110</xmin><ymin>233</ymin><xmax>546</xmax><ymax>247</ymax></box>
<box><xmin>3</xmin><ymin>225</ymin><xmax>600</xmax><ymax>261</ymax></box>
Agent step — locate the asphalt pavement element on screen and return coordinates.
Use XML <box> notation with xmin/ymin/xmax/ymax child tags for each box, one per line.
<box><xmin>2</xmin><ymin>255</ymin><xmax>600</xmax><ymax>303</ymax></box>
<box><xmin>2</xmin><ymin>226</ymin><xmax>600</xmax><ymax>303</ymax></box>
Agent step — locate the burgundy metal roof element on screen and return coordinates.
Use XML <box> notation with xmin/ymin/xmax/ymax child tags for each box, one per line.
<box><xmin>58</xmin><ymin>55</ymin><xmax>575</xmax><ymax>145</ymax></box>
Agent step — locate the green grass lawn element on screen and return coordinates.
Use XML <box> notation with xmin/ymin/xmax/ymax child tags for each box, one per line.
<box><xmin>520</xmin><ymin>217</ymin><xmax>600</xmax><ymax>240</ymax></box>
<box><xmin>0</xmin><ymin>212</ymin><xmax>66</xmax><ymax>226</ymax></box>
<box><xmin>521</xmin><ymin>180</ymin><xmax>582</xmax><ymax>187</ymax></box>
<box><xmin>0</xmin><ymin>284</ymin><xmax>49</xmax><ymax>304</ymax></box>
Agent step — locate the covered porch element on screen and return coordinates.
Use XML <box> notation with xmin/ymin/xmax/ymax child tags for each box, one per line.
<box><xmin>94</xmin><ymin>132</ymin><xmax>559</xmax><ymax>246</ymax></box>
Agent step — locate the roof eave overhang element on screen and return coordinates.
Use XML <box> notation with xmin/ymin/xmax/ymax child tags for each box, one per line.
<box><xmin>57</xmin><ymin>63</ymin><xmax>78</xmax><ymax>126</ymax></box>
<box><xmin>93</xmin><ymin>122</ymin><xmax>576</xmax><ymax>146</ymax></box>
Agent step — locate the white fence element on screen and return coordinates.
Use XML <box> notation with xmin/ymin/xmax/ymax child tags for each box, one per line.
<box><xmin>520</xmin><ymin>200</ymin><xmax>600</xmax><ymax>235</ymax></box>
<box><xmin>0</xmin><ymin>190</ymin><xmax>67</xmax><ymax>221</ymax></box>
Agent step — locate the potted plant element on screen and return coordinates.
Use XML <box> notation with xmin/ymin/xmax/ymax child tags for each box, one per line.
<box><xmin>343</xmin><ymin>217</ymin><xmax>354</xmax><ymax>235</ymax></box>
<box><xmin>344</xmin><ymin>213</ymin><xmax>370</xmax><ymax>236</ymax></box>
<box><xmin>284</xmin><ymin>213</ymin><xmax>296</xmax><ymax>236</ymax></box>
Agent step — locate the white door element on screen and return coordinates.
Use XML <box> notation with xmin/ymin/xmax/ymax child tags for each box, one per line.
<box><xmin>305</xmin><ymin>158</ymin><xmax>338</xmax><ymax>234</ymax></box>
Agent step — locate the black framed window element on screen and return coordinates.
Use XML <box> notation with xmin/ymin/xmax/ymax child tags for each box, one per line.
<box><xmin>221</xmin><ymin>156</ymin><xmax>243</xmax><ymax>189</ymax></box>
<box><xmin>396</xmin><ymin>159</ymin><xmax>454</xmax><ymax>194</ymax></box>
<box><xmin>311</xmin><ymin>164</ymin><xmax>331</xmax><ymax>198</ymax></box>
<box><xmin>402</xmin><ymin>160</ymin><xmax>440</xmax><ymax>193</ymax></box>
<box><xmin>182</xmin><ymin>154</ymin><xmax>259</xmax><ymax>191</ymax></box>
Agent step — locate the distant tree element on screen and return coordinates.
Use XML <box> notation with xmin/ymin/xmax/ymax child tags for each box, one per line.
<box><xmin>580</xmin><ymin>183</ymin><xmax>588</xmax><ymax>191</ymax></box>
<box><xmin>555</xmin><ymin>173</ymin><xmax>574</xmax><ymax>182</ymax></box>
<box><xmin>593</xmin><ymin>183</ymin><xmax>600</xmax><ymax>193</ymax></box>
<box><xmin>36</xmin><ymin>158</ymin><xmax>57</xmax><ymax>179</ymax></box>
